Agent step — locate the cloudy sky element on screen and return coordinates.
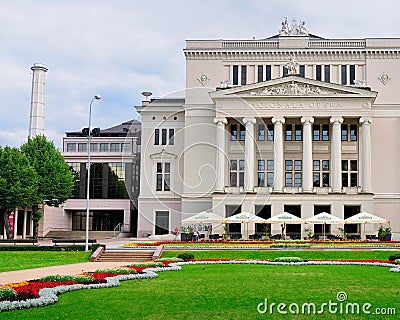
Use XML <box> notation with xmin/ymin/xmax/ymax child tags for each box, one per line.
<box><xmin>1</xmin><ymin>0</ymin><xmax>399</xmax><ymax>149</ymax></box>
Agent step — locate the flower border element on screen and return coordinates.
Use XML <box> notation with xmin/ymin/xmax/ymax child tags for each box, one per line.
<box><xmin>0</xmin><ymin>260</ymin><xmax>398</xmax><ymax>312</ymax></box>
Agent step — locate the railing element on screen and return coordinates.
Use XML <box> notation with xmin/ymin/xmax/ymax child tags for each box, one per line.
<box><xmin>113</xmin><ymin>223</ymin><xmax>123</xmax><ymax>237</ymax></box>
<box><xmin>222</xmin><ymin>41</ymin><xmax>279</xmax><ymax>48</ymax></box>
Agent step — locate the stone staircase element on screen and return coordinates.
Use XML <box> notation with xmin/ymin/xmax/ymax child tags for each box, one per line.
<box><xmin>96</xmin><ymin>250</ymin><xmax>154</xmax><ymax>262</ymax></box>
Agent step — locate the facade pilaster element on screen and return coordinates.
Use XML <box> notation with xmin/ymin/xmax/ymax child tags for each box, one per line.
<box><xmin>360</xmin><ymin>117</ymin><xmax>372</xmax><ymax>193</ymax></box>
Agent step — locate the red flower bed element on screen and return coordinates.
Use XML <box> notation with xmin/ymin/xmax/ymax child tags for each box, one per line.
<box><xmin>12</xmin><ymin>280</ymin><xmax>80</xmax><ymax>301</ymax></box>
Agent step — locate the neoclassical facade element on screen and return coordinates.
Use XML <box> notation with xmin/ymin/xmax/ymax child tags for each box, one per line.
<box><xmin>137</xmin><ymin>20</ymin><xmax>400</xmax><ymax>238</ymax></box>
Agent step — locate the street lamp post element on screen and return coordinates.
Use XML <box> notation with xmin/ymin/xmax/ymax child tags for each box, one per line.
<box><xmin>85</xmin><ymin>95</ymin><xmax>101</xmax><ymax>251</ymax></box>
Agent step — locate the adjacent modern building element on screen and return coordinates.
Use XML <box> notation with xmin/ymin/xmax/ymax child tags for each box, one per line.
<box><xmin>136</xmin><ymin>19</ymin><xmax>400</xmax><ymax>238</ymax></box>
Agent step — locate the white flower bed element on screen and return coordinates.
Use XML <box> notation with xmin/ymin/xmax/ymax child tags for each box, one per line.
<box><xmin>0</xmin><ymin>260</ymin><xmax>397</xmax><ymax>312</ymax></box>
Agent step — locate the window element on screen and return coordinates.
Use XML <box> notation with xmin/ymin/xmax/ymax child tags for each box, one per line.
<box><xmin>90</xmin><ymin>143</ymin><xmax>98</xmax><ymax>152</ymax></box>
<box><xmin>285</xmin><ymin>160</ymin><xmax>302</xmax><ymax>187</ymax></box>
<box><xmin>154</xmin><ymin>129</ymin><xmax>160</xmax><ymax>145</ymax></box>
<box><xmin>313</xmin><ymin>124</ymin><xmax>329</xmax><ymax>141</ymax></box>
<box><xmin>322</xmin><ymin>124</ymin><xmax>329</xmax><ymax>141</ymax></box>
<box><xmin>267</xmin><ymin>124</ymin><xmax>274</xmax><ymax>141</ymax></box>
<box><xmin>100</xmin><ymin>143</ymin><xmax>108</xmax><ymax>152</ymax></box>
<box><xmin>313</xmin><ymin>124</ymin><xmax>320</xmax><ymax>141</ymax></box>
<box><xmin>350</xmin><ymin>124</ymin><xmax>357</xmax><ymax>141</ymax></box>
<box><xmin>108</xmin><ymin>162</ymin><xmax>128</xmax><ymax>198</ymax></box>
<box><xmin>299</xmin><ymin>65</ymin><xmax>305</xmax><ymax>77</ymax></box>
<box><xmin>285</xmin><ymin>124</ymin><xmax>293</xmax><ymax>141</ymax></box>
<box><xmin>342</xmin><ymin>160</ymin><xmax>358</xmax><ymax>187</ymax></box>
<box><xmin>341</xmin><ymin>65</ymin><xmax>347</xmax><ymax>85</ymax></box>
<box><xmin>349</xmin><ymin>65</ymin><xmax>355</xmax><ymax>85</ymax></box>
<box><xmin>316</xmin><ymin>65</ymin><xmax>322</xmax><ymax>81</ymax></box>
<box><xmin>313</xmin><ymin>160</ymin><xmax>330</xmax><ymax>187</ymax></box>
<box><xmin>156</xmin><ymin>162</ymin><xmax>171</xmax><ymax>191</ymax></box>
<box><xmin>230</xmin><ymin>159</ymin><xmax>244</xmax><ymax>187</ymax></box>
<box><xmin>169</xmin><ymin>129</ymin><xmax>175</xmax><ymax>145</ymax></box>
<box><xmin>324</xmin><ymin>65</ymin><xmax>330</xmax><ymax>82</ymax></box>
<box><xmin>283</xmin><ymin>66</ymin><xmax>288</xmax><ymax>77</ymax></box>
<box><xmin>233</xmin><ymin>65</ymin><xmax>238</xmax><ymax>85</ymax></box>
<box><xmin>66</xmin><ymin>143</ymin><xmax>76</xmax><ymax>152</ymax></box>
<box><xmin>230</xmin><ymin>124</ymin><xmax>238</xmax><ymax>141</ymax></box>
<box><xmin>121</xmin><ymin>143</ymin><xmax>131</xmax><ymax>152</ymax></box>
<box><xmin>110</xmin><ymin>143</ymin><xmax>119</xmax><ymax>152</ymax></box>
<box><xmin>295</xmin><ymin>124</ymin><xmax>302</xmax><ymax>141</ymax></box>
<box><xmin>266</xmin><ymin>65</ymin><xmax>272</xmax><ymax>81</ymax></box>
<box><xmin>257</xmin><ymin>65</ymin><xmax>263</xmax><ymax>82</ymax></box>
<box><xmin>239</xmin><ymin>124</ymin><xmax>245</xmax><ymax>141</ymax></box>
<box><xmin>161</xmin><ymin>129</ymin><xmax>167</xmax><ymax>145</ymax></box>
<box><xmin>155</xmin><ymin>211</ymin><xmax>169</xmax><ymax>235</ymax></box>
<box><xmin>258</xmin><ymin>124</ymin><xmax>265</xmax><ymax>141</ymax></box>
<box><xmin>241</xmin><ymin>65</ymin><xmax>247</xmax><ymax>85</ymax></box>
<box><xmin>78</xmin><ymin>143</ymin><xmax>87</xmax><ymax>152</ymax></box>
<box><xmin>258</xmin><ymin>159</ymin><xmax>274</xmax><ymax>187</ymax></box>
<box><xmin>341</xmin><ymin>124</ymin><xmax>348</xmax><ymax>141</ymax></box>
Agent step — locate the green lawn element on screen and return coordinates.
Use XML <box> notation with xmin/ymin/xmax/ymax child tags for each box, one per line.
<box><xmin>162</xmin><ymin>249</ymin><xmax>396</xmax><ymax>261</ymax></box>
<box><xmin>1</xmin><ymin>263</ymin><xmax>398</xmax><ymax>319</ymax></box>
<box><xmin>0</xmin><ymin>251</ymin><xmax>91</xmax><ymax>272</ymax></box>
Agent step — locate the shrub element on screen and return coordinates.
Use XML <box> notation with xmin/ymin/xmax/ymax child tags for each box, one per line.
<box><xmin>388</xmin><ymin>254</ymin><xmax>400</xmax><ymax>261</ymax></box>
<box><xmin>129</xmin><ymin>262</ymin><xmax>164</xmax><ymax>268</ymax></box>
<box><xmin>39</xmin><ymin>275</ymin><xmax>94</xmax><ymax>283</ymax></box>
<box><xmin>395</xmin><ymin>259</ymin><xmax>400</xmax><ymax>265</ymax></box>
<box><xmin>155</xmin><ymin>257</ymin><xmax>184</xmax><ymax>262</ymax></box>
<box><xmin>0</xmin><ymin>245</ymin><xmax>85</xmax><ymax>251</ymax></box>
<box><xmin>91</xmin><ymin>244</ymin><xmax>106</xmax><ymax>252</ymax></box>
<box><xmin>273</xmin><ymin>257</ymin><xmax>304</xmax><ymax>263</ymax></box>
<box><xmin>177</xmin><ymin>252</ymin><xmax>195</xmax><ymax>261</ymax></box>
<box><xmin>94</xmin><ymin>268</ymin><xmax>137</xmax><ymax>274</ymax></box>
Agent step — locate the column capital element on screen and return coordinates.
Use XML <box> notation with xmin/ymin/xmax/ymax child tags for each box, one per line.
<box><xmin>301</xmin><ymin>116</ymin><xmax>314</xmax><ymax>124</ymax></box>
<box><xmin>272</xmin><ymin>117</ymin><xmax>285</xmax><ymax>124</ymax></box>
<box><xmin>213</xmin><ymin>117</ymin><xmax>228</xmax><ymax>125</ymax></box>
<box><xmin>330</xmin><ymin>116</ymin><xmax>344</xmax><ymax>124</ymax></box>
<box><xmin>359</xmin><ymin>117</ymin><xmax>372</xmax><ymax>124</ymax></box>
<box><xmin>243</xmin><ymin>117</ymin><xmax>256</xmax><ymax>125</ymax></box>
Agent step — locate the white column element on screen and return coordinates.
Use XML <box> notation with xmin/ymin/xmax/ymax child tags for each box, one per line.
<box><xmin>330</xmin><ymin>117</ymin><xmax>344</xmax><ymax>193</ymax></box>
<box><xmin>301</xmin><ymin>116</ymin><xmax>314</xmax><ymax>192</ymax></box>
<box><xmin>243</xmin><ymin>117</ymin><xmax>256</xmax><ymax>193</ymax></box>
<box><xmin>360</xmin><ymin>117</ymin><xmax>372</xmax><ymax>193</ymax></box>
<box><xmin>272</xmin><ymin>117</ymin><xmax>285</xmax><ymax>192</ymax></box>
<box><xmin>213</xmin><ymin>117</ymin><xmax>228</xmax><ymax>192</ymax></box>
<box><xmin>13</xmin><ymin>209</ymin><xmax>18</xmax><ymax>239</ymax></box>
<box><xmin>22</xmin><ymin>207</ymin><xmax>27</xmax><ymax>239</ymax></box>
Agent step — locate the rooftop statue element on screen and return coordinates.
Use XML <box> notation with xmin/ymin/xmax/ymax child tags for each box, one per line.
<box><xmin>280</xmin><ymin>18</ymin><xmax>309</xmax><ymax>36</ymax></box>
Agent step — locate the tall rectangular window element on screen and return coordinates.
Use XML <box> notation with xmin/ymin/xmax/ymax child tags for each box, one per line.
<box><xmin>156</xmin><ymin>162</ymin><xmax>171</xmax><ymax>191</ymax></box>
<box><xmin>342</xmin><ymin>160</ymin><xmax>358</xmax><ymax>187</ymax></box>
<box><xmin>266</xmin><ymin>65</ymin><xmax>272</xmax><ymax>80</ymax></box>
<box><xmin>100</xmin><ymin>143</ymin><xmax>108</xmax><ymax>152</ymax></box>
<box><xmin>168</xmin><ymin>129</ymin><xmax>175</xmax><ymax>145</ymax></box>
<box><xmin>322</xmin><ymin>124</ymin><xmax>329</xmax><ymax>141</ymax></box>
<box><xmin>161</xmin><ymin>129</ymin><xmax>167</xmax><ymax>145</ymax></box>
<box><xmin>285</xmin><ymin>160</ymin><xmax>302</xmax><ymax>187</ymax></box>
<box><xmin>66</xmin><ymin>143</ymin><xmax>76</xmax><ymax>152</ymax></box>
<box><xmin>341</xmin><ymin>65</ymin><xmax>347</xmax><ymax>85</ymax></box>
<box><xmin>341</xmin><ymin>124</ymin><xmax>348</xmax><ymax>141</ymax></box>
<box><xmin>299</xmin><ymin>65</ymin><xmax>305</xmax><ymax>77</ymax></box>
<box><xmin>313</xmin><ymin>124</ymin><xmax>320</xmax><ymax>141</ymax></box>
<box><xmin>350</xmin><ymin>124</ymin><xmax>357</xmax><ymax>141</ymax></box>
<box><xmin>258</xmin><ymin>124</ymin><xmax>265</xmax><ymax>141</ymax></box>
<box><xmin>267</xmin><ymin>124</ymin><xmax>274</xmax><ymax>141</ymax></box>
<box><xmin>324</xmin><ymin>65</ymin><xmax>330</xmax><ymax>82</ymax></box>
<box><xmin>257</xmin><ymin>159</ymin><xmax>274</xmax><ymax>187</ymax></box>
<box><xmin>285</xmin><ymin>124</ymin><xmax>293</xmax><ymax>141</ymax></box>
<box><xmin>233</xmin><ymin>65</ymin><xmax>238</xmax><ymax>85</ymax></box>
<box><xmin>230</xmin><ymin>124</ymin><xmax>238</xmax><ymax>141</ymax></box>
<box><xmin>78</xmin><ymin>143</ymin><xmax>87</xmax><ymax>152</ymax></box>
<box><xmin>267</xmin><ymin>160</ymin><xmax>274</xmax><ymax>187</ymax></box>
<box><xmin>313</xmin><ymin>160</ymin><xmax>330</xmax><ymax>187</ymax></box>
<box><xmin>154</xmin><ymin>129</ymin><xmax>160</xmax><ymax>145</ymax></box>
<box><xmin>295</xmin><ymin>124</ymin><xmax>302</xmax><ymax>141</ymax></box>
<box><xmin>283</xmin><ymin>66</ymin><xmax>288</xmax><ymax>77</ymax></box>
<box><xmin>230</xmin><ymin>159</ymin><xmax>244</xmax><ymax>187</ymax></box>
<box><xmin>257</xmin><ymin>160</ymin><xmax>265</xmax><ymax>187</ymax></box>
<box><xmin>241</xmin><ymin>65</ymin><xmax>247</xmax><ymax>85</ymax></box>
<box><xmin>239</xmin><ymin>125</ymin><xmax>246</xmax><ymax>141</ymax></box>
<box><xmin>349</xmin><ymin>65</ymin><xmax>356</xmax><ymax>85</ymax></box>
<box><xmin>257</xmin><ymin>65</ymin><xmax>263</xmax><ymax>82</ymax></box>
<box><xmin>316</xmin><ymin>65</ymin><xmax>322</xmax><ymax>81</ymax></box>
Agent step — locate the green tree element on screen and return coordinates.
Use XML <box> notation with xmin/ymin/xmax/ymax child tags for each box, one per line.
<box><xmin>0</xmin><ymin>146</ymin><xmax>39</xmax><ymax>239</ymax></box>
<box><xmin>21</xmin><ymin>136</ymin><xmax>74</xmax><ymax>239</ymax></box>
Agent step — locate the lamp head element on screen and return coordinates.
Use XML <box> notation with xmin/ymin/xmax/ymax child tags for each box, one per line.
<box><xmin>94</xmin><ymin>95</ymin><xmax>101</xmax><ymax>100</ymax></box>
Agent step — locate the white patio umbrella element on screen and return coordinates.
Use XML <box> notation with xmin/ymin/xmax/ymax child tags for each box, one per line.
<box><xmin>224</xmin><ymin>212</ymin><xmax>268</xmax><ymax>240</ymax></box>
<box><xmin>266</xmin><ymin>212</ymin><xmax>305</xmax><ymax>237</ymax></box>
<box><xmin>344</xmin><ymin>212</ymin><xmax>387</xmax><ymax>240</ymax></box>
<box><xmin>181</xmin><ymin>211</ymin><xmax>224</xmax><ymax>224</ymax></box>
<box><xmin>305</xmin><ymin>212</ymin><xmax>344</xmax><ymax>239</ymax></box>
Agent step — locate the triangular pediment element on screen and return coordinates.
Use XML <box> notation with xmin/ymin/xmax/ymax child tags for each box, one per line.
<box><xmin>150</xmin><ymin>150</ymin><xmax>176</xmax><ymax>161</ymax></box>
<box><xmin>210</xmin><ymin>76</ymin><xmax>377</xmax><ymax>99</ymax></box>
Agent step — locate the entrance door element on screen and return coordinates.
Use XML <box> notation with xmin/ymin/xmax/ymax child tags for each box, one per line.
<box><xmin>155</xmin><ymin>211</ymin><xmax>169</xmax><ymax>235</ymax></box>
<box><xmin>284</xmin><ymin>205</ymin><xmax>301</xmax><ymax>239</ymax></box>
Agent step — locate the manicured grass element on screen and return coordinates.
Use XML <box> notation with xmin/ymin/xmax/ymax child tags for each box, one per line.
<box><xmin>1</xmin><ymin>263</ymin><xmax>398</xmax><ymax>319</ymax></box>
<box><xmin>0</xmin><ymin>251</ymin><xmax>91</xmax><ymax>272</ymax></box>
<box><xmin>162</xmin><ymin>250</ymin><xmax>396</xmax><ymax>261</ymax></box>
